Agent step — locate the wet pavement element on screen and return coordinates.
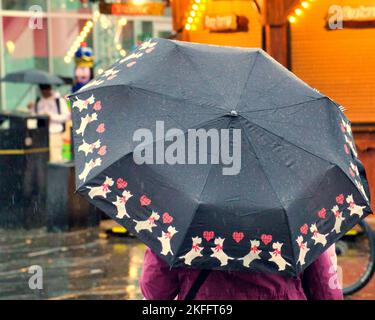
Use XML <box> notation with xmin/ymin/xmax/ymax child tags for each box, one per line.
<box><xmin>0</xmin><ymin>226</ymin><xmax>146</xmax><ymax>300</ymax></box>
<box><xmin>0</xmin><ymin>223</ymin><xmax>374</xmax><ymax>300</ymax></box>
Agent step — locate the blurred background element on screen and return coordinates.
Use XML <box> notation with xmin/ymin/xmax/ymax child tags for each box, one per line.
<box><xmin>0</xmin><ymin>0</ymin><xmax>374</xmax><ymax>300</ymax></box>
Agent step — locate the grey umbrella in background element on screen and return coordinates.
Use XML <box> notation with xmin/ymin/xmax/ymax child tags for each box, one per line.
<box><xmin>1</xmin><ymin>69</ymin><xmax>64</xmax><ymax>85</ymax></box>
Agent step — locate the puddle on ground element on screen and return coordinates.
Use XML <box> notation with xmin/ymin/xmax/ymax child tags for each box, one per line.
<box><xmin>0</xmin><ymin>228</ymin><xmax>146</xmax><ymax>300</ymax></box>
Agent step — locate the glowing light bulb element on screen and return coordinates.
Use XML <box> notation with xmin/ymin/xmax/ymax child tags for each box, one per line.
<box><xmin>301</xmin><ymin>1</ymin><xmax>309</xmax><ymax>8</ymax></box>
<box><xmin>185</xmin><ymin>24</ymin><xmax>191</xmax><ymax>30</ymax></box>
<box><xmin>295</xmin><ymin>8</ymin><xmax>303</xmax><ymax>16</ymax></box>
<box><xmin>119</xmin><ymin>18</ymin><xmax>127</xmax><ymax>26</ymax></box>
<box><xmin>289</xmin><ymin>16</ymin><xmax>297</xmax><ymax>23</ymax></box>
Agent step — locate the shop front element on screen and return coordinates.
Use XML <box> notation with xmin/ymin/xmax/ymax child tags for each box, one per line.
<box><xmin>0</xmin><ymin>0</ymin><xmax>172</xmax><ymax>111</ymax></box>
<box><xmin>172</xmin><ymin>0</ymin><xmax>262</xmax><ymax>48</ymax></box>
<box><xmin>288</xmin><ymin>0</ymin><xmax>375</xmax><ymax>210</ymax></box>
<box><xmin>289</xmin><ymin>0</ymin><xmax>375</xmax><ymax>123</ymax></box>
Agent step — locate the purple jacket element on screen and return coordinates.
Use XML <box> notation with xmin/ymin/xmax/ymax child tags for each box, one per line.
<box><xmin>140</xmin><ymin>248</ymin><xmax>343</xmax><ymax>300</ymax></box>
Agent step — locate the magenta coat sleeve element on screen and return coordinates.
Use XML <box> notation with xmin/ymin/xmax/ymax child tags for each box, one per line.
<box><xmin>301</xmin><ymin>247</ymin><xmax>344</xmax><ymax>300</ymax></box>
<box><xmin>139</xmin><ymin>248</ymin><xmax>180</xmax><ymax>300</ymax></box>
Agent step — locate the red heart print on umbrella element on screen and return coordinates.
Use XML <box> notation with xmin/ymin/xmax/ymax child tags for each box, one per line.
<box><xmin>116</xmin><ymin>178</ymin><xmax>128</xmax><ymax>189</ymax></box>
<box><xmin>261</xmin><ymin>234</ymin><xmax>272</xmax><ymax>245</ymax></box>
<box><xmin>98</xmin><ymin>145</ymin><xmax>107</xmax><ymax>156</ymax></box>
<box><xmin>232</xmin><ymin>232</ymin><xmax>244</xmax><ymax>243</ymax></box>
<box><xmin>93</xmin><ymin>101</ymin><xmax>102</xmax><ymax>111</ymax></box>
<box><xmin>162</xmin><ymin>212</ymin><xmax>173</xmax><ymax>224</ymax></box>
<box><xmin>300</xmin><ymin>224</ymin><xmax>308</xmax><ymax>235</ymax></box>
<box><xmin>318</xmin><ymin>208</ymin><xmax>326</xmax><ymax>219</ymax></box>
<box><xmin>140</xmin><ymin>195</ymin><xmax>151</xmax><ymax>206</ymax></box>
<box><xmin>203</xmin><ymin>231</ymin><xmax>215</xmax><ymax>242</ymax></box>
<box><xmin>336</xmin><ymin>194</ymin><xmax>344</xmax><ymax>205</ymax></box>
<box><xmin>96</xmin><ymin>123</ymin><xmax>105</xmax><ymax>133</ymax></box>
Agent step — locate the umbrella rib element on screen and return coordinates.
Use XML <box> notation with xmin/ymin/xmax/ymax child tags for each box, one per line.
<box><xmin>239</xmin><ymin>119</ymin><xmax>298</xmax><ymax>272</ymax></box>
<box><xmin>239</xmin><ymin>113</ymin><xmax>337</xmax><ymax>168</ymax></box>
<box><xmin>240</xmin><ymin>96</ymin><xmax>327</xmax><ymax>114</ymax></box>
<box><xmin>240</xmin><ymin>112</ymin><xmax>358</xmax><ymax>198</ymax></box>
<box><xmin>128</xmin><ymin>85</ymin><xmax>227</xmax><ymax>115</ymax></box>
<box><xmin>72</xmin><ymin>82</ymin><xmax>229</xmax><ymax>114</ymax></box>
<box><xmin>170</xmin><ymin>116</ymin><xmax>233</xmax><ymax>264</ymax></box>
<box><xmin>233</xmin><ymin>51</ymin><xmax>260</xmax><ymax>110</ymax></box>
<box><xmin>175</xmin><ymin>45</ymin><xmax>228</xmax><ymax>108</ymax></box>
<box><xmin>76</xmin><ymin>115</ymin><xmax>225</xmax><ymax>191</ymax></box>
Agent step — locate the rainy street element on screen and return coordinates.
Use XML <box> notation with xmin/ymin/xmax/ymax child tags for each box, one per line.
<box><xmin>1</xmin><ymin>0</ymin><xmax>375</xmax><ymax>305</ymax></box>
<box><xmin>0</xmin><ymin>222</ymin><xmax>146</xmax><ymax>300</ymax></box>
<box><xmin>0</xmin><ymin>220</ymin><xmax>374</xmax><ymax>300</ymax></box>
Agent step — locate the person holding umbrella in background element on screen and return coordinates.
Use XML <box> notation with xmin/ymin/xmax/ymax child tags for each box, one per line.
<box><xmin>1</xmin><ymin>68</ymin><xmax>71</xmax><ymax>162</ymax></box>
<box><xmin>29</xmin><ymin>84</ymin><xmax>71</xmax><ymax>162</ymax></box>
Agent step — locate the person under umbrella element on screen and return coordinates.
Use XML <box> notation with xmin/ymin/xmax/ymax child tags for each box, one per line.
<box><xmin>140</xmin><ymin>244</ymin><xmax>342</xmax><ymax>300</ymax></box>
<box><xmin>29</xmin><ymin>84</ymin><xmax>71</xmax><ymax>162</ymax></box>
<box><xmin>2</xmin><ymin>68</ymin><xmax>70</xmax><ymax>161</ymax></box>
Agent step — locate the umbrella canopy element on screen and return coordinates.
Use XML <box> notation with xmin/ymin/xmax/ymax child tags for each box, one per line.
<box><xmin>69</xmin><ymin>39</ymin><xmax>372</xmax><ymax>276</ymax></box>
<box><xmin>1</xmin><ymin>69</ymin><xmax>64</xmax><ymax>85</ymax></box>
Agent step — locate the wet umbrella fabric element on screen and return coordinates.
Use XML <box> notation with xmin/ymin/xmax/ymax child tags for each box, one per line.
<box><xmin>1</xmin><ymin>69</ymin><xmax>64</xmax><ymax>85</ymax></box>
<box><xmin>69</xmin><ymin>39</ymin><xmax>372</xmax><ymax>276</ymax></box>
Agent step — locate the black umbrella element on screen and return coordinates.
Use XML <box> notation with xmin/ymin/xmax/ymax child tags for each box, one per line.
<box><xmin>1</xmin><ymin>69</ymin><xmax>64</xmax><ymax>85</ymax></box>
<box><xmin>68</xmin><ymin>39</ymin><xmax>372</xmax><ymax>276</ymax></box>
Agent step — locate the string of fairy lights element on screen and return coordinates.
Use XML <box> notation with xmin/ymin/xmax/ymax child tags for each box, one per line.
<box><xmin>182</xmin><ymin>0</ymin><xmax>317</xmax><ymax>29</ymax></box>
<box><xmin>64</xmin><ymin>0</ymin><xmax>315</xmax><ymax>65</ymax></box>
<box><xmin>288</xmin><ymin>0</ymin><xmax>316</xmax><ymax>24</ymax></box>
<box><xmin>184</xmin><ymin>0</ymin><xmax>208</xmax><ymax>31</ymax></box>
<box><xmin>64</xmin><ymin>10</ymin><xmax>127</xmax><ymax>65</ymax></box>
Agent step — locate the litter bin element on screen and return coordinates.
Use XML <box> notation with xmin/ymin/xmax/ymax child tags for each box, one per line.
<box><xmin>0</xmin><ymin>111</ymin><xmax>49</xmax><ymax>229</ymax></box>
<box><xmin>46</xmin><ymin>161</ymin><xmax>100</xmax><ymax>232</ymax></box>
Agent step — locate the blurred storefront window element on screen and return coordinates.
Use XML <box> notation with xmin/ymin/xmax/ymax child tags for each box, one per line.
<box><xmin>2</xmin><ymin>16</ymin><xmax>48</xmax><ymax>110</ymax></box>
<box><xmin>51</xmin><ymin>16</ymin><xmax>93</xmax><ymax>95</ymax></box>
<box><xmin>2</xmin><ymin>0</ymin><xmax>47</xmax><ymax>11</ymax></box>
<box><xmin>0</xmin><ymin>1</ymin><xmax>172</xmax><ymax>111</ymax></box>
<box><xmin>50</xmin><ymin>0</ymin><xmax>91</xmax><ymax>12</ymax></box>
